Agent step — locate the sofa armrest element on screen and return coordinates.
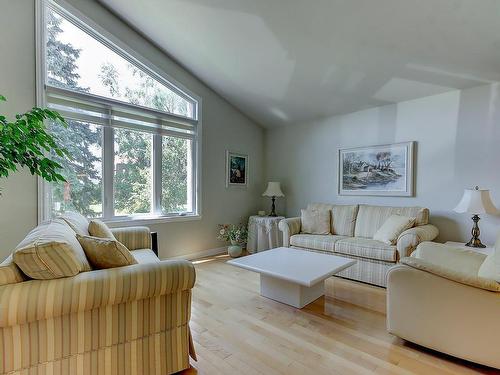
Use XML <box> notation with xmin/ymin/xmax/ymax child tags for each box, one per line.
<box><xmin>400</xmin><ymin>257</ymin><xmax>500</xmax><ymax>292</ymax></box>
<box><xmin>278</xmin><ymin>217</ymin><xmax>301</xmax><ymax>247</ymax></box>
<box><xmin>111</xmin><ymin>226</ymin><xmax>151</xmax><ymax>250</ymax></box>
<box><xmin>396</xmin><ymin>224</ymin><xmax>439</xmax><ymax>258</ymax></box>
<box><xmin>0</xmin><ymin>259</ymin><xmax>195</xmax><ymax>327</ymax></box>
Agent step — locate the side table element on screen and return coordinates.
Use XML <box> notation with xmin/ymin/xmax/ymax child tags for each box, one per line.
<box><xmin>247</xmin><ymin>215</ymin><xmax>285</xmax><ymax>253</ymax></box>
<box><xmin>444</xmin><ymin>241</ymin><xmax>494</xmax><ymax>256</ymax></box>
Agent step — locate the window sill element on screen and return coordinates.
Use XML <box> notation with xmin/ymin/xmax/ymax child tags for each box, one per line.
<box><xmin>104</xmin><ymin>214</ymin><xmax>202</xmax><ymax>227</ymax></box>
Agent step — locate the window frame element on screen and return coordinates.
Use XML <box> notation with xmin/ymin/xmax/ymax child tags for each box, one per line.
<box><xmin>36</xmin><ymin>0</ymin><xmax>203</xmax><ymax>225</ymax></box>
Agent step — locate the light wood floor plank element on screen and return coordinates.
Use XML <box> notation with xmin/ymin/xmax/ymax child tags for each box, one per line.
<box><xmin>180</xmin><ymin>255</ymin><xmax>497</xmax><ymax>375</ymax></box>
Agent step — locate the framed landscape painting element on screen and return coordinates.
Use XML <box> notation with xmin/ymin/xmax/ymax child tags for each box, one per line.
<box><xmin>338</xmin><ymin>141</ymin><xmax>415</xmax><ymax>196</ymax></box>
<box><xmin>226</xmin><ymin>151</ymin><xmax>248</xmax><ymax>187</ymax></box>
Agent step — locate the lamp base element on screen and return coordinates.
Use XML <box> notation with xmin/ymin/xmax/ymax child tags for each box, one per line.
<box><xmin>269</xmin><ymin>196</ymin><xmax>277</xmax><ymax>217</ymax></box>
<box><xmin>465</xmin><ymin>214</ymin><xmax>486</xmax><ymax>248</ymax></box>
<box><xmin>465</xmin><ymin>239</ymin><xmax>486</xmax><ymax>248</ymax></box>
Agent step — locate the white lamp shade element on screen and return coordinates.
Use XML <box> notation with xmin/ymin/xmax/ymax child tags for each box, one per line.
<box><xmin>262</xmin><ymin>182</ymin><xmax>285</xmax><ymax>197</ymax></box>
<box><xmin>453</xmin><ymin>188</ymin><xmax>498</xmax><ymax>215</ymax></box>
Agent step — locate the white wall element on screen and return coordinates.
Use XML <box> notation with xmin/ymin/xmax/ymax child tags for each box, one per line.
<box><xmin>266</xmin><ymin>84</ymin><xmax>500</xmax><ymax>245</ymax></box>
<box><xmin>0</xmin><ymin>0</ymin><xmax>265</xmax><ymax>260</ymax></box>
<box><xmin>0</xmin><ymin>0</ymin><xmax>38</xmax><ymax>258</ymax></box>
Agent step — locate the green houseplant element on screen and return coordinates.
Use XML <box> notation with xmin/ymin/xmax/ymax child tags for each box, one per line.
<box><xmin>217</xmin><ymin>223</ymin><xmax>248</xmax><ymax>257</ymax></box>
<box><xmin>0</xmin><ymin>95</ymin><xmax>70</xmax><ymax>190</ymax></box>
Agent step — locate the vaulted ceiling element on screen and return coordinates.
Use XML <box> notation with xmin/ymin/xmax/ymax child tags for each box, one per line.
<box><xmin>99</xmin><ymin>0</ymin><xmax>500</xmax><ymax>127</ymax></box>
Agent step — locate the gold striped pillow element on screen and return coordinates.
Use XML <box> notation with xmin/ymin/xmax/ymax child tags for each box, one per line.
<box><xmin>0</xmin><ymin>255</ymin><xmax>26</xmax><ymax>286</ymax></box>
<box><xmin>77</xmin><ymin>234</ymin><xmax>137</xmax><ymax>269</ymax></box>
<box><xmin>88</xmin><ymin>219</ymin><xmax>116</xmax><ymax>239</ymax></box>
<box><xmin>13</xmin><ymin>219</ymin><xmax>92</xmax><ymax>279</ymax></box>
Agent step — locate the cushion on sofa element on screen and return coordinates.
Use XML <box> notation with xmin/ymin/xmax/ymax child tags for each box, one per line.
<box><xmin>0</xmin><ymin>255</ymin><xmax>26</xmax><ymax>286</ymax></box>
<box><xmin>478</xmin><ymin>232</ymin><xmax>500</xmax><ymax>282</ymax></box>
<box><xmin>290</xmin><ymin>234</ymin><xmax>348</xmax><ymax>252</ymax></box>
<box><xmin>373</xmin><ymin>215</ymin><xmax>415</xmax><ymax>245</ymax></box>
<box><xmin>131</xmin><ymin>249</ymin><xmax>161</xmax><ymax>264</ymax></box>
<box><xmin>335</xmin><ymin>237</ymin><xmax>397</xmax><ymax>262</ymax></box>
<box><xmin>354</xmin><ymin>205</ymin><xmax>429</xmax><ymax>238</ymax></box>
<box><xmin>88</xmin><ymin>219</ymin><xmax>116</xmax><ymax>239</ymax></box>
<box><xmin>307</xmin><ymin>203</ymin><xmax>359</xmax><ymax>236</ymax></box>
<box><xmin>59</xmin><ymin>211</ymin><xmax>90</xmax><ymax>235</ymax></box>
<box><xmin>13</xmin><ymin>219</ymin><xmax>92</xmax><ymax>279</ymax></box>
<box><xmin>77</xmin><ymin>234</ymin><xmax>137</xmax><ymax>269</ymax></box>
<box><xmin>300</xmin><ymin>209</ymin><xmax>330</xmax><ymax>234</ymax></box>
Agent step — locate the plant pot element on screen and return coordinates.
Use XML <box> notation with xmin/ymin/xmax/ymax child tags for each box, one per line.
<box><xmin>228</xmin><ymin>241</ymin><xmax>242</xmax><ymax>258</ymax></box>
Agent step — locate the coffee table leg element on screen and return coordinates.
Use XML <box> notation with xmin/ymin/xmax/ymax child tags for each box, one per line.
<box><xmin>260</xmin><ymin>275</ymin><xmax>324</xmax><ymax>308</ymax></box>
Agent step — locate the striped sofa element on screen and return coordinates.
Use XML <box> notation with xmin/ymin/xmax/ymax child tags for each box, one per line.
<box><xmin>279</xmin><ymin>204</ymin><xmax>439</xmax><ymax>287</ymax></box>
<box><xmin>0</xmin><ymin>225</ymin><xmax>196</xmax><ymax>375</ymax></box>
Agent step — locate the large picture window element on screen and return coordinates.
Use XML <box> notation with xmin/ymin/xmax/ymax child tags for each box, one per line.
<box><xmin>38</xmin><ymin>1</ymin><xmax>200</xmax><ymax>223</ymax></box>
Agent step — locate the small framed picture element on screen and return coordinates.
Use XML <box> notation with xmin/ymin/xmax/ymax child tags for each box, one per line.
<box><xmin>226</xmin><ymin>151</ymin><xmax>248</xmax><ymax>187</ymax></box>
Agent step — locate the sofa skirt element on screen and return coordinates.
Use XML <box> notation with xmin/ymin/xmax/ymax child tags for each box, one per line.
<box><xmin>0</xmin><ymin>291</ymin><xmax>195</xmax><ymax>375</ymax></box>
<box><xmin>291</xmin><ymin>246</ymin><xmax>394</xmax><ymax>287</ymax></box>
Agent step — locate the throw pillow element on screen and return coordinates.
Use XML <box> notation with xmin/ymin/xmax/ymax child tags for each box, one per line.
<box><xmin>373</xmin><ymin>215</ymin><xmax>415</xmax><ymax>245</ymax></box>
<box><xmin>89</xmin><ymin>219</ymin><xmax>116</xmax><ymax>239</ymax></box>
<box><xmin>301</xmin><ymin>209</ymin><xmax>331</xmax><ymax>235</ymax></box>
<box><xmin>77</xmin><ymin>234</ymin><xmax>137</xmax><ymax>269</ymax></box>
<box><xmin>478</xmin><ymin>231</ymin><xmax>500</xmax><ymax>282</ymax></box>
<box><xmin>59</xmin><ymin>211</ymin><xmax>90</xmax><ymax>235</ymax></box>
<box><xmin>0</xmin><ymin>255</ymin><xmax>27</xmax><ymax>286</ymax></box>
<box><xmin>13</xmin><ymin>219</ymin><xmax>92</xmax><ymax>279</ymax></box>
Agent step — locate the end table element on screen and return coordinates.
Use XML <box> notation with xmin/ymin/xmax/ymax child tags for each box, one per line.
<box><xmin>247</xmin><ymin>215</ymin><xmax>285</xmax><ymax>253</ymax></box>
<box><xmin>444</xmin><ymin>241</ymin><xmax>494</xmax><ymax>256</ymax></box>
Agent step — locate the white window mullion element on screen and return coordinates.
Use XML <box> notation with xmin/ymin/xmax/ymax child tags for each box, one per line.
<box><xmin>152</xmin><ymin>134</ymin><xmax>162</xmax><ymax>215</ymax></box>
<box><xmin>102</xmin><ymin>126</ymin><xmax>114</xmax><ymax>219</ymax></box>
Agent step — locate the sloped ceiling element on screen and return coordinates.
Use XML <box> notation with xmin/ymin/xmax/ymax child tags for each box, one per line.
<box><xmin>99</xmin><ymin>0</ymin><xmax>500</xmax><ymax>127</ymax></box>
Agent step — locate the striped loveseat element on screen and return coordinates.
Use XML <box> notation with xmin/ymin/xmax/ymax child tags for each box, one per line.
<box><xmin>0</xmin><ymin>223</ymin><xmax>196</xmax><ymax>375</ymax></box>
<box><xmin>279</xmin><ymin>204</ymin><xmax>439</xmax><ymax>287</ymax></box>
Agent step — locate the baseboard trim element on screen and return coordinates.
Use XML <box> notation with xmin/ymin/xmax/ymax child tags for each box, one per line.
<box><xmin>166</xmin><ymin>247</ymin><xmax>227</xmax><ymax>261</ymax></box>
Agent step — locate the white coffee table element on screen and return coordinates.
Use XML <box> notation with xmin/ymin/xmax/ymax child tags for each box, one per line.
<box><xmin>227</xmin><ymin>247</ymin><xmax>356</xmax><ymax>308</ymax></box>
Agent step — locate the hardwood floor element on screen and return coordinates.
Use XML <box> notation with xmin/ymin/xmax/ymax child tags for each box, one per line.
<box><xmin>180</xmin><ymin>254</ymin><xmax>497</xmax><ymax>375</ymax></box>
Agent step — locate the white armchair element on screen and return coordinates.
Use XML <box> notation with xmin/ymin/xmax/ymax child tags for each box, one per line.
<box><xmin>387</xmin><ymin>242</ymin><xmax>500</xmax><ymax>369</ymax></box>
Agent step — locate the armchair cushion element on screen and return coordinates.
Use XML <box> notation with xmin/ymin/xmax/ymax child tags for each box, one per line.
<box><xmin>335</xmin><ymin>237</ymin><xmax>397</xmax><ymax>262</ymax></box>
<box><xmin>401</xmin><ymin>256</ymin><xmax>500</xmax><ymax>292</ymax></box>
<box><xmin>13</xmin><ymin>219</ymin><xmax>92</xmax><ymax>280</ymax></box>
<box><xmin>478</xmin><ymin>232</ymin><xmax>500</xmax><ymax>282</ymax></box>
<box><xmin>411</xmin><ymin>241</ymin><xmax>486</xmax><ymax>274</ymax></box>
<box><xmin>290</xmin><ymin>234</ymin><xmax>347</xmax><ymax>252</ymax></box>
<box><xmin>132</xmin><ymin>248</ymin><xmax>161</xmax><ymax>263</ymax></box>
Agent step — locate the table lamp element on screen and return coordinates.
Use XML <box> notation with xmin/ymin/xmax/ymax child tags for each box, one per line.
<box><xmin>453</xmin><ymin>186</ymin><xmax>498</xmax><ymax>248</ymax></box>
<box><xmin>262</xmin><ymin>182</ymin><xmax>285</xmax><ymax>217</ymax></box>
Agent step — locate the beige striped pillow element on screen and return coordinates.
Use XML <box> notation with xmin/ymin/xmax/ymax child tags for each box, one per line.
<box><xmin>301</xmin><ymin>209</ymin><xmax>331</xmax><ymax>235</ymax></box>
<box><xmin>89</xmin><ymin>219</ymin><xmax>116</xmax><ymax>239</ymax></box>
<box><xmin>59</xmin><ymin>211</ymin><xmax>90</xmax><ymax>235</ymax></box>
<box><xmin>77</xmin><ymin>235</ymin><xmax>137</xmax><ymax>269</ymax></box>
<box><xmin>13</xmin><ymin>219</ymin><xmax>92</xmax><ymax>279</ymax></box>
<box><xmin>0</xmin><ymin>255</ymin><xmax>26</xmax><ymax>286</ymax></box>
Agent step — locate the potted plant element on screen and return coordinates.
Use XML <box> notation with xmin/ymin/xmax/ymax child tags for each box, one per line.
<box><xmin>217</xmin><ymin>223</ymin><xmax>248</xmax><ymax>257</ymax></box>
<box><xmin>0</xmin><ymin>95</ymin><xmax>69</xmax><ymax>191</ymax></box>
